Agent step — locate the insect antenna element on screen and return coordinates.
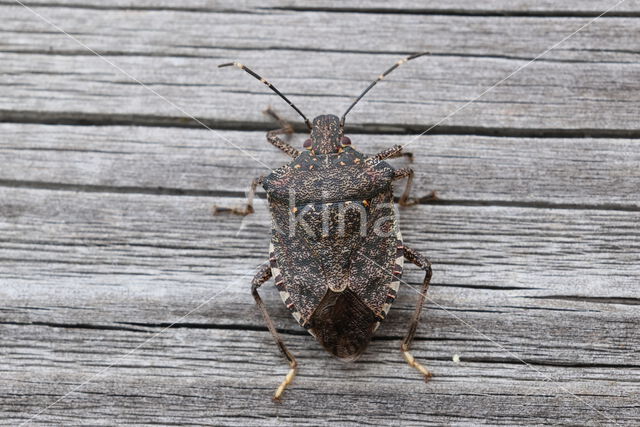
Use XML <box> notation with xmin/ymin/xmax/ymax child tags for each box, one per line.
<box><xmin>219</xmin><ymin>62</ymin><xmax>312</xmax><ymax>130</ymax></box>
<box><xmin>340</xmin><ymin>52</ymin><xmax>430</xmax><ymax>128</ymax></box>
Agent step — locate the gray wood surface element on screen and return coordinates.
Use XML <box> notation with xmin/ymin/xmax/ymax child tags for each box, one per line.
<box><xmin>2</xmin><ymin>4</ymin><xmax>640</xmax><ymax>135</ymax></box>
<box><xmin>1</xmin><ymin>1</ymin><xmax>639</xmax><ymax>426</ymax></box>
<box><xmin>4</xmin><ymin>0</ymin><xmax>640</xmax><ymax>14</ymax></box>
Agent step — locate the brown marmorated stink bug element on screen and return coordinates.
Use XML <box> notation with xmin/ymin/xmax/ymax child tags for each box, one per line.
<box><xmin>216</xmin><ymin>53</ymin><xmax>434</xmax><ymax>401</ymax></box>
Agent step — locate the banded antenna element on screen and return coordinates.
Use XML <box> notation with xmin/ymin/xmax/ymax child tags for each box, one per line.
<box><xmin>219</xmin><ymin>62</ymin><xmax>312</xmax><ymax>130</ymax></box>
<box><xmin>340</xmin><ymin>52</ymin><xmax>430</xmax><ymax>127</ymax></box>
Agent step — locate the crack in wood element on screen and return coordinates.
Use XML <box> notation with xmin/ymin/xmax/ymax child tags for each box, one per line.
<box><xmin>0</xmin><ymin>46</ymin><xmax>636</xmax><ymax>66</ymax></box>
<box><xmin>0</xmin><ymin>1</ymin><xmax>261</xmax><ymax>14</ymax></box>
<box><xmin>5</xmin><ymin>319</ymin><xmax>636</xmax><ymax>370</ymax></box>
<box><xmin>0</xmin><ymin>320</ymin><xmax>147</xmax><ymax>333</ymax></box>
<box><xmin>0</xmin><ymin>178</ymin><xmax>638</xmax><ymax>212</ymax></box>
<box><xmin>527</xmin><ymin>295</ymin><xmax>640</xmax><ymax>306</ymax></box>
<box><xmin>2</xmin><ymin>2</ymin><xmax>639</xmax><ymax>18</ymax></box>
<box><xmin>265</xmin><ymin>6</ymin><xmax>640</xmax><ymax>19</ymax></box>
<box><xmin>4</xmin><ymin>109</ymin><xmax>640</xmax><ymax>139</ymax></box>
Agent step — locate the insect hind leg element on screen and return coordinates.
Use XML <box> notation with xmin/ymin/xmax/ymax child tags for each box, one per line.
<box><xmin>251</xmin><ymin>263</ymin><xmax>299</xmax><ymax>401</ymax></box>
<box><xmin>400</xmin><ymin>245</ymin><xmax>433</xmax><ymax>381</ymax></box>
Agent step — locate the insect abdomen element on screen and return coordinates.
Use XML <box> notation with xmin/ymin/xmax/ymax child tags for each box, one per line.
<box><xmin>308</xmin><ymin>287</ymin><xmax>378</xmax><ymax>361</ymax></box>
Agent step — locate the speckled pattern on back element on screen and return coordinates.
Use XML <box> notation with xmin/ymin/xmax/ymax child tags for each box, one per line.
<box><xmin>263</xmin><ymin>143</ymin><xmax>406</xmax><ymax>359</ymax></box>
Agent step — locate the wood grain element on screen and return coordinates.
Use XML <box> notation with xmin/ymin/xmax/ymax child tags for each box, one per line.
<box><xmin>2</xmin><ymin>325</ymin><xmax>639</xmax><ymax>426</ymax></box>
<box><xmin>1</xmin><ymin>1</ymin><xmax>639</xmax><ymax>425</ymax></box>
<box><xmin>1</xmin><ymin>124</ymin><xmax>639</xmax><ymax>208</ymax></box>
<box><xmin>1</xmin><ymin>49</ymin><xmax>637</xmax><ymax>133</ymax></box>
<box><xmin>4</xmin><ymin>5</ymin><xmax>640</xmax><ymax>62</ymax></box>
<box><xmin>1</xmin><ymin>185</ymin><xmax>638</xmax><ymax>424</ymax></box>
<box><xmin>4</xmin><ymin>0</ymin><xmax>640</xmax><ymax>14</ymax></box>
<box><xmin>2</xmin><ymin>6</ymin><xmax>640</xmax><ymax>133</ymax></box>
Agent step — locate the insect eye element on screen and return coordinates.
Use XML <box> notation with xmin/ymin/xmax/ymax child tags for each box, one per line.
<box><xmin>341</xmin><ymin>136</ymin><xmax>351</xmax><ymax>146</ymax></box>
<box><xmin>303</xmin><ymin>138</ymin><xmax>312</xmax><ymax>149</ymax></box>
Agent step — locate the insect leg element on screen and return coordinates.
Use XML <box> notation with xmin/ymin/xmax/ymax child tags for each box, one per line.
<box><xmin>212</xmin><ymin>176</ymin><xmax>263</xmax><ymax>216</ymax></box>
<box><xmin>369</xmin><ymin>144</ymin><xmax>412</xmax><ymax>161</ymax></box>
<box><xmin>393</xmin><ymin>168</ymin><xmax>437</xmax><ymax>206</ymax></box>
<box><xmin>375</xmin><ymin>144</ymin><xmax>403</xmax><ymax>160</ymax></box>
<box><xmin>251</xmin><ymin>263</ymin><xmax>299</xmax><ymax>402</ymax></box>
<box><xmin>264</xmin><ymin>107</ymin><xmax>301</xmax><ymax>158</ymax></box>
<box><xmin>400</xmin><ymin>245</ymin><xmax>433</xmax><ymax>381</ymax></box>
<box><xmin>393</xmin><ymin>167</ymin><xmax>417</xmax><ymax>206</ymax></box>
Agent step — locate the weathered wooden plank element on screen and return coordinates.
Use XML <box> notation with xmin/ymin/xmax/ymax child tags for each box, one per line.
<box><xmin>1</xmin><ymin>2</ymin><xmax>639</xmax><ymax>425</ymax></box>
<box><xmin>2</xmin><ymin>145</ymin><xmax>638</xmax><ymax>418</ymax></box>
<box><xmin>1</xmin><ymin>178</ymin><xmax>638</xmax><ymax>424</ymax></box>
<box><xmin>5</xmin><ymin>0</ymin><xmax>640</xmax><ymax>14</ymax></box>
<box><xmin>1</xmin><ymin>51</ymin><xmax>639</xmax><ymax>134</ymax></box>
<box><xmin>1</xmin><ymin>187</ymin><xmax>638</xmax><ymax>365</ymax></box>
<box><xmin>2</xmin><ymin>124</ymin><xmax>638</xmax><ymax>207</ymax></box>
<box><xmin>3</xmin><ymin>5</ymin><xmax>640</xmax><ymax>62</ymax></box>
<box><xmin>261</xmin><ymin>0</ymin><xmax>640</xmax><ymax>14</ymax></box>
<box><xmin>2</xmin><ymin>324</ymin><xmax>638</xmax><ymax>426</ymax></box>
<box><xmin>2</xmin><ymin>7</ymin><xmax>640</xmax><ymax>133</ymax></box>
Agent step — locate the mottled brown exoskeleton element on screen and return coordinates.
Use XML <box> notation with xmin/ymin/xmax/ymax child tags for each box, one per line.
<box><xmin>216</xmin><ymin>53</ymin><xmax>434</xmax><ymax>401</ymax></box>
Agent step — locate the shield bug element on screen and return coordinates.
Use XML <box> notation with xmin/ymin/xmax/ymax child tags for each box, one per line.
<box><xmin>216</xmin><ymin>53</ymin><xmax>434</xmax><ymax>401</ymax></box>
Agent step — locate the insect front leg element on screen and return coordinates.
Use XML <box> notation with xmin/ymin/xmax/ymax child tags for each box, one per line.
<box><xmin>264</xmin><ymin>107</ymin><xmax>301</xmax><ymax>158</ymax></box>
<box><xmin>369</xmin><ymin>144</ymin><xmax>413</xmax><ymax>162</ymax></box>
<box><xmin>212</xmin><ymin>176</ymin><xmax>263</xmax><ymax>216</ymax></box>
<box><xmin>393</xmin><ymin>168</ymin><xmax>437</xmax><ymax>206</ymax></box>
<box><xmin>400</xmin><ymin>245</ymin><xmax>433</xmax><ymax>381</ymax></box>
<box><xmin>393</xmin><ymin>167</ymin><xmax>417</xmax><ymax>206</ymax></box>
<box><xmin>251</xmin><ymin>263</ymin><xmax>299</xmax><ymax>402</ymax></box>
